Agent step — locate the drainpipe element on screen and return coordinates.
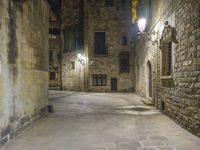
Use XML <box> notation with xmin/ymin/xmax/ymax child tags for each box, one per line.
<box><xmin>156</xmin><ymin>44</ymin><xmax>159</xmax><ymax>109</ymax></box>
<box><xmin>59</xmin><ymin>0</ymin><xmax>63</xmax><ymax>90</ymax></box>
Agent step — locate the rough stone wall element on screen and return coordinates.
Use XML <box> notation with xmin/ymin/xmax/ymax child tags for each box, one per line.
<box><xmin>87</xmin><ymin>0</ymin><xmax>134</xmax><ymax>92</ymax></box>
<box><xmin>61</xmin><ymin>0</ymin><xmax>135</xmax><ymax>92</ymax></box>
<box><xmin>135</xmin><ymin>0</ymin><xmax>200</xmax><ymax>137</ymax></box>
<box><xmin>49</xmin><ymin>9</ymin><xmax>61</xmax><ymax>89</ymax></box>
<box><xmin>61</xmin><ymin>0</ymin><xmax>86</xmax><ymax>91</ymax></box>
<box><xmin>0</xmin><ymin>0</ymin><xmax>49</xmax><ymax>146</ymax></box>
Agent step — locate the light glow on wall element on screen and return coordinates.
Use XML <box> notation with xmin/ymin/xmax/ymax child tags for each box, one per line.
<box><xmin>137</xmin><ymin>18</ymin><xmax>146</xmax><ymax>32</ymax></box>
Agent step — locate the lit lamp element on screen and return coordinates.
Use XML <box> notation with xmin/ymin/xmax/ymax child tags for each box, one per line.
<box><xmin>77</xmin><ymin>53</ymin><xmax>86</xmax><ymax>90</ymax></box>
<box><xmin>137</xmin><ymin>18</ymin><xmax>159</xmax><ymax>45</ymax></box>
<box><xmin>137</xmin><ymin>18</ymin><xmax>147</xmax><ymax>33</ymax></box>
<box><xmin>77</xmin><ymin>53</ymin><xmax>85</xmax><ymax>65</ymax></box>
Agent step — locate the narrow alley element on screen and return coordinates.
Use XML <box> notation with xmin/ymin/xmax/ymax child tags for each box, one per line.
<box><xmin>0</xmin><ymin>0</ymin><xmax>200</xmax><ymax>149</ymax></box>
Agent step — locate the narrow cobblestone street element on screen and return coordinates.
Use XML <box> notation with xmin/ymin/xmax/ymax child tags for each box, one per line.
<box><xmin>2</xmin><ymin>91</ymin><xmax>200</xmax><ymax>150</ymax></box>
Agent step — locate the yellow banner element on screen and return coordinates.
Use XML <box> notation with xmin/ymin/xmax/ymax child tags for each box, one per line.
<box><xmin>132</xmin><ymin>0</ymin><xmax>137</xmax><ymax>24</ymax></box>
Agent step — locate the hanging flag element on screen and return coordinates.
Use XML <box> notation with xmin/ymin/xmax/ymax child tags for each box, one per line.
<box><xmin>132</xmin><ymin>0</ymin><xmax>137</xmax><ymax>24</ymax></box>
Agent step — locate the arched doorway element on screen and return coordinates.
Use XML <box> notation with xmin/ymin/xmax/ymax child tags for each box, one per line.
<box><xmin>147</xmin><ymin>61</ymin><xmax>152</xmax><ymax>98</ymax></box>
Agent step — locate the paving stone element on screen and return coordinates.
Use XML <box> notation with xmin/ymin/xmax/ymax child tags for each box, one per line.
<box><xmin>149</xmin><ymin>136</ymin><xmax>168</xmax><ymax>141</ymax></box>
<box><xmin>140</xmin><ymin>140</ymin><xmax>165</xmax><ymax>147</ymax></box>
<box><xmin>2</xmin><ymin>92</ymin><xmax>200</xmax><ymax>150</ymax></box>
<box><xmin>156</xmin><ymin>147</ymin><xmax>175</xmax><ymax>150</ymax></box>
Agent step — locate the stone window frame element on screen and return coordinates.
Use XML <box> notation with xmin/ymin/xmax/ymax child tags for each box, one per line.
<box><xmin>93</xmin><ymin>74</ymin><xmax>107</xmax><ymax>86</ymax></box>
<box><xmin>93</xmin><ymin>32</ymin><xmax>108</xmax><ymax>56</ymax></box>
<box><xmin>161</xmin><ymin>41</ymin><xmax>173</xmax><ymax>78</ymax></box>
<box><xmin>119</xmin><ymin>52</ymin><xmax>130</xmax><ymax>73</ymax></box>
<box><xmin>159</xmin><ymin>21</ymin><xmax>177</xmax><ymax>80</ymax></box>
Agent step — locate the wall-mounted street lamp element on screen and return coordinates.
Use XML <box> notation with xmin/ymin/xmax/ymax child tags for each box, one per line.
<box><xmin>137</xmin><ymin>18</ymin><xmax>159</xmax><ymax>45</ymax></box>
<box><xmin>137</xmin><ymin>18</ymin><xmax>147</xmax><ymax>33</ymax></box>
<box><xmin>77</xmin><ymin>53</ymin><xmax>86</xmax><ymax>66</ymax></box>
<box><xmin>77</xmin><ymin>53</ymin><xmax>86</xmax><ymax>91</ymax></box>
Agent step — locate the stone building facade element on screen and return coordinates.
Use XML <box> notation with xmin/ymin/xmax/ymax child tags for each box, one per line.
<box><xmin>49</xmin><ymin>9</ymin><xmax>61</xmax><ymax>90</ymax></box>
<box><xmin>62</xmin><ymin>0</ymin><xmax>135</xmax><ymax>92</ymax></box>
<box><xmin>0</xmin><ymin>0</ymin><xmax>49</xmax><ymax>146</ymax></box>
<box><xmin>134</xmin><ymin>0</ymin><xmax>200</xmax><ymax>137</ymax></box>
<box><xmin>61</xmin><ymin>0</ymin><xmax>85</xmax><ymax>91</ymax></box>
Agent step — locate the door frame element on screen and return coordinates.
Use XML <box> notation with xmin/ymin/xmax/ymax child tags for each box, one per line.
<box><xmin>111</xmin><ymin>78</ymin><xmax>117</xmax><ymax>92</ymax></box>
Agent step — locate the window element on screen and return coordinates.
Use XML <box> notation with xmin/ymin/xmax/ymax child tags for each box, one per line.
<box><xmin>50</xmin><ymin>72</ymin><xmax>56</xmax><ymax>80</ymax></box>
<box><xmin>94</xmin><ymin>32</ymin><xmax>107</xmax><ymax>55</ymax></box>
<box><xmin>160</xmin><ymin>20</ymin><xmax>177</xmax><ymax>79</ymax></box>
<box><xmin>167</xmin><ymin>42</ymin><xmax>172</xmax><ymax>75</ymax></box>
<box><xmin>105</xmin><ymin>0</ymin><xmax>113</xmax><ymax>6</ymax></box>
<box><xmin>121</xmin><ymin>36</ymin><xmax>127</xmax><ymax>45</ymax></box>
<box><xmin>63</xmin><ymin>28</ymin><xmax>84</xmax><ymax>52</ymax></box>
<box><xmin>162</xmin><ymin>42</ymin><xmax>172</xmax><ymax>76</ymax></box>
<box><xmin>71</xmin><ymin>62</ymin><xmax>75</xmax><ymax>70</ymax></box>
<box><xmin>93</xmin><ymin>74</ymin><xmax>107</xmax><ymax>86</ymax></box>
<box><xmin>49</xmin><ymin>50</ymin><xmax>53</xmax><ymax>62</ymax></box>
<box><xmin>119</xmin><ymin>52</ymin><xmax>130</xmax><ymax>73</ymax></box>
<box><xmin>49</xmin><ymin>28</ymin><xmax>60</xmax><ymax>35</ymax></box>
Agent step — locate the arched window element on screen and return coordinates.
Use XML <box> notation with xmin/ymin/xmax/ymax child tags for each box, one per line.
<box><xmin>119</xmin><ymin>52</ymin><xmax>130</xmax><ymax>73</ymax></box>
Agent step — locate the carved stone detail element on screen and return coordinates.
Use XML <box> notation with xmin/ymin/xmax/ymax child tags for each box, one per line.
<box><xmin>159</xmin><ymin>21</ymin><xmax>178</xmax><ymax>51</ymax></box>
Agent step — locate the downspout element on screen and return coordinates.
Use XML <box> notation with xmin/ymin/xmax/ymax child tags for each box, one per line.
<box><xmin>59</xmin><ymin>0</ymin><xmax>63</xmax><ymax>90</ymax></box>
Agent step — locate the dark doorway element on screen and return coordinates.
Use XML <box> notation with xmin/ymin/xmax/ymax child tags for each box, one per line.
<box><xmin>111</xmin><ymin>78</ymin><xmax>117</xmax><ymax>91</ymax></box>
<box><xmin>147</xmin><ymin>61</ymin><xmax>152</xmax><ymax>98</ymax></box>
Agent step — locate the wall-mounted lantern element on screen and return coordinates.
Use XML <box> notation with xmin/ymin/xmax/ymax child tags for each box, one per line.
<box><xmin>77</xmin><ymin>53</ymin><xmax>86</xmax><ymax>66</ymax></box>
<box><xmin>77</xmin><ymin>53</ymin><xmax>86</xmax><ymax>90</ymax></box>
<box><xmin>137</xmin><ymin>18</ymin><xmax>159</xmax><ymax>45</ymax></box>
<box><xmin>137</xmin><ymin>18</ymin><xmax>147</xmax><ymax>33</ymax></box>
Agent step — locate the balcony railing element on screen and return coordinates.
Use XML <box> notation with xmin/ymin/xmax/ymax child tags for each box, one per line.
<box><xmin>93</xmin><ymin>45</ymin><xmax>108</xmax><ymax>56</ymax></box>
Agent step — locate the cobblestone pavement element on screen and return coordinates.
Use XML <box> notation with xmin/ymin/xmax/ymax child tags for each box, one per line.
<box><xmin>3</xmin><ymin>91</ymin><xmax>200</xmax><ymax>150</ymax></box>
